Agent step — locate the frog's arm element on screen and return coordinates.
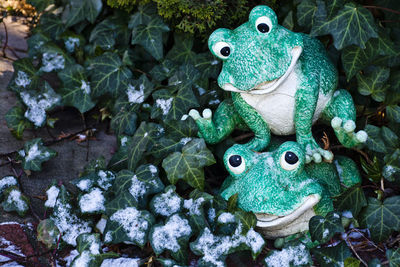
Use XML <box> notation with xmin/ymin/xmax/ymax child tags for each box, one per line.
<box><xmin>189</xmin><ymin>99</ymin><xmax>245</xmax><ymax>144</ymax></box>
<box><xmin>232</xmin><ymin>92</ymin><xmax>271</xmax><ymax>151</ymax></box>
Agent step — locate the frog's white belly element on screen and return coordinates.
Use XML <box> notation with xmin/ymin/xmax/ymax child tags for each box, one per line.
<box><xmin>240</xmin><ymin>69</ymin><xmax>331</xmax><ymax>135</ymax></box>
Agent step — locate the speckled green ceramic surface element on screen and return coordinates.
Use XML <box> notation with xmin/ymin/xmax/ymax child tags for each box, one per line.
<box><xmin>220</xmin><ymin>141</ymin><xmax>361</xmax><ymax>237</ymax></box>
<box><xmin>189</xmin><ymin>5</ymin><xmax>367</xmax><ymax>163</ymax></box>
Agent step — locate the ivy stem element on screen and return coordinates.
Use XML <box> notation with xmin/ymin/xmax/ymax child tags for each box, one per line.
<box><xmin>363</xmin><ymin>5</ymin><xmax>400</xmax><ymax>15</ymax></box>
<box><xmin>1</xmin><ymin>19</ymin><xmax>8</xmax><ymax>58</ymax></box>
<box><xmin>345</xmin><ymin>233</ymin><xmax>368</xmax><ymax>266</ymax></box>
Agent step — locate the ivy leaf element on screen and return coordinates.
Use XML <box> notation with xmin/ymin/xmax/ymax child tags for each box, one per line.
<box><xmin>128</xmin><ymin>3</ymin><xmax>158</xmax><ymax>28</ymax></box>
<box><xmin>359</xmin><ymin>196</ymin><xmax>400</xmax><ymax>242</ymax></box>
<box><xmin>333</xmin><ymin>186</ymin><xmax>367</xmax><ymax>217</ymax></box>
<box><xmin>39</xmin><ymin>14</ymin><xmax>65</xmax><ymax>40</ymax></box>
<box><xmin>110</xmin><ymin>107</ymin><xmax>137</xmax><ymax>136</ymax></box>
<box><xmin>325</xmin><ymin>0</ymin><xmax>345</xmax><ymax>19</ymax></box>
<box><xmin>344</xmin><ymin>257</ymin><xmax>361</xmax><ymax>267</ymax></box>
<box><xmin>312</xmin><ymin>241</ymin><xmax>352</xmax><ymax>267</ymax></box>
<box><xmin>1</xmin><ymin>187</ymin><xmax>30</xmax><ymax>217</ymax></box>
<box><xmin>50</xmin><ymin>185</ymin><xmax>92</xmax><ymax>246</ymax></box>
<box><xmin>8</xmin><ymin>58</ymin><xmax>39</xmax><ymax>92</ymax></box>
<box><xmin>164</xmin><ymin>119</ymin><xmax>198</xmax><ymax>140</ymax></box>
<box><xmin>89</xmin><ymin>19</ymin><xmax>117</xmax><ymax>50</ymax></box>
<box><xmin>127</xmin><ymin>122</ymin><xmax>152</xmax><ymax>170</ymax></box>
<box><xmin>387</xmin><ymin>247</ymin><xmax>400</xmax><ymax>267</ymax></box>
<box><xmin>183</xmin><ymin>190</ymin><xmax>213</xmax><ymax>234</ymax></box>
<box><xmin>37</xmin><ymin>219</ymin><xmax>60</xmax><ymax>249</ymax></box>
<box><xmin>309</xmin><ymin>212</ymin><xmax>344</xmax><ymax>243</ymax></box>
<box><xmin>150</xmin><ymin>213</ymin><xmax>192</xmax><ymax>263</ymax></box>
<box><xmin>63</xmin><ymin>0</ymin><xmax>103</xmax><ymax>27</ymax></box>
<box><xmin>149</xmin><ymin>137</ymin><xmax>184</xmax><ymax>159</ymax></box>
<box><xmin>58</xmin><ymin>64</ymin><xmax>96</xmax><ymax>113</ymax></box>
<box><xmin>168</xmin><ymin>64</ymin><xmax>200</xmax><ymax>90</ymax></box>
<box><xmin>365</xmin><ymin>125</ymin><xmax>388</xmax><ymax>153</ymax></box>
<box><xmin>357</xmin><ymin>66</ymin><xmax>390</xmax><ymax>102</ymax></box>
<box><xmin>27</xmin><ymin>32</ymin><xmax>50</xmax><ymax>58</ymax></box>
<box><xmin>311</xmin><ymin>3</ymin><xmax>378</xmax><ymax>49</ymax></box>
<box><xmin>166</xmin><ymin>34</ymin><xmax>197</xmax><ymax>65</ymax></box>
<box><xmin>5</xmin><ymin>106</ymin><xmax>32</xmax><ymax>139</ymax></box>
<box><xmin>195</xmin><ymin>52</ymin><xmax>221</xmax><ymax>80</ymax></box>
<box><xmin>234</xmin><ymin>210</ymin><xmax>257</xmax><ymax>234</ymax></box>
<box><xmin>22</xmin><ymin>138</ymin><xmax>57</xmax><ymax>171</ymax></box>
<box><xmin>297</xmin><ymin>0</ymin><xmax>317</xmax><ymax>28</ymax></box>
<box><xmin>26</xmin><ymin>0</ymin><xmax>54</xmax><ymax>12</ymax></box>
<box><xmin>103</xmin><ymin>206</ymin><xmax>154</xmax><ymax>247</ymax></box>
<box><xmin>131</xmin><ymin>16</ymin><xmax>170</xmax><ymax>60</ymax></box>
<box><xmin>107</xmin><ymin>136</ymin><xmax>132</xmax><ymax>171</ymax></box>
<box><xmin>264</xmin><ymin>242</ymin><xmax>312</xmax><ymax>267</ymax></box>
<box><xmin>162</xmin><ymin>138</ymin><xmax>216</xmax><ymax>190</ymax></box>
<box><xmin>89</xmin><ymin>52</ymin><xmax>133</xmax><ymax>98</ymax></box>
<box><xmin>149</xmin><ymin>60</ymin><xmax>179</xmax><ymax>81</ymax></box>
<box><xmin>386</xmin><ymin>105</ymin><xmax>400</xmax><ymax>123</ymax></box>
<box><xmin>168</xmin><ymin>86</ymin><xmax>199</xmax><ymax>121</ymax></box>
<box><xmin>110</xmin><ymin>165</ymin><xmax>164</xmax><ymax>209</ymax></box>
<box><xmin>76</xmin><ymin>233</ymin><xmax>101</xmax><ymax>254</ymax></box>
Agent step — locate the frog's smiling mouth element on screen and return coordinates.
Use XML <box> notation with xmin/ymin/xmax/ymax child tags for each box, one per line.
<box><xmin>255</xmin><ymin>194</ymin><xmax>320</xmax><ymax>237</ymax></box>
<box><xmin>222</xmin><ymin>46</ymin><xmax>303</xmax><ymax>95</ymax></box>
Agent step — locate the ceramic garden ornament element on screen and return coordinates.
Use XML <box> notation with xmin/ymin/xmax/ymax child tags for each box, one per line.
<box><xmin>220</xmin><ymin>141</ymin><xmax>361</xmax><ymax>238</ymax></box>
<box><xmin>189</xmin><ymin>5</ymin><xmax>367</xmax><ymax>163</ymax></box>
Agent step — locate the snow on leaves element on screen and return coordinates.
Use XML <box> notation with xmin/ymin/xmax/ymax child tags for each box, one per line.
<box><xmin>21</xmin><ymin>138</ymin><xmax>57</xmax><ymax>171</ymax></box>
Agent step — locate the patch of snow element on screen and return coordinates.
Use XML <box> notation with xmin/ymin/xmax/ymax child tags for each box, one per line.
<box><xmin>127</xmin><ymin>84</ymin><xmax>145</xmax><ymax>104</ymax></box>
<box><xmin>342</xmin><ymin>211</ymin><xmax>353</xmax><ymax>219</ymax></box>
<box><xmin>180</xmin><ymin>137</ymin><xmax>192</xmax><ymax>146</ymax></box>
<box><xmin>5</xmin><ymin>189</ymin><xmax>28</xmax><ymax>212</ymax></box>
<box><xmin>79</xmin><ymin>188</ymin><xmax>105</xmax><ymax>213</ymax></box>
<box><xmin>100</xmin><ymin>257</ymin><xmax>140</xmax><ymax>267</ymax></box>
<box><xmin>109</xmin><ymin>207</ymin><xmax>150</xmax><ymax>245</ymax></box>
<box><xmin>155</xmin><ymin>98</ymin><xmax>173</xmax><ymax>116</ymax></box>
<box><xmin>51</xmin><ymin>201</ymin><xmax>92</xmax><ymax>246</ymax></box>
<box><xmin>25</xmin><ymin>143</ymin><xmax>49</xmax><ymax>162</ymax></box>
<box><xmin>149</xmin><ymin>165</ymin><xmax>157</xmax><ymax>174</ymax></box>
<box><xmin>45</xmin><ymin>186</ymin><xmax>60</xmax><ymax>208</ymax></box>
<box><xmin>40</xmin><ymin>52</ymin><xmax>65</xmax><ymax>72</ymax></box>
<box><xmin>193</xmin><ymin>223</ymin><xmax>265</xmax><ymax>266</ymax></box>
<box><xmin>211</xmin><ymin>59</ymin><xmax>219</xmax><ymax>65</ymax></box>
<box><xmin>152</xmin><ymin>187</ymin><xmax>182</xmax><ymax>217</ymax></box>
<box><xmin>82</xmin><ymin>234</ymin><xmax>101</xmax><ymax>255</ymax></box>
<box><xmin>20</xmin><ymin>88</ymin><xmax>61</xmax><ymax>127</ymax></box>
<box><xmin>129</xmin><ymin>175</ymin><xmax>147</xmax><ymax>201</ymax></box>
<box><xmin>15</xmin><ymin>71</ymin><xmax>31</xmax><ymax>88</ymax></box>
<box><xmin>63</xmin><ymin>249</ymin><xmax>79</xmax><ymax>266</ymax></box>
<box><xmin>151</xmin><ymin>214</ymin><xmax>191</xmax><ymax>253</ymax></box>
<box><xmin>264</xmin><ymin>243</ymin><xmax>309</xmax><ymax>267</ymax></box>
<box><xmin>120</xmin><ymin>136</ymin><xmax>128</xmax><ymax>147</ymax></box>
<box><xmin>80</xmin><ymin>80</ymin><xmax>91</xmax><ymax>95</ymax></box>
<box><xmin>181</xmin><ymin>114</ymin><xmax>188</xmax><ymax>121</ymax></box>
<box><xmin>209</xmin><ymin>99</ymin><xmax>220</xmax><ymax>105</ymax></box>
<box><xmin>217</xmin><ymin>212</ymin><xmax>235</xmax><ymax>224</ymax></box>
<box><xmin>76</xmin><ymin>179</ymin><xmax>93</xmax><ymax>192</ymax></box>
<box><xmin>97</xmin><ymin>170</ymin><xmax>115</xmax><ymax>191</ymax></box>
<box><xmin>65</xmin><ymin>37</ymin><xmax>80</xmax><ymax>53</ymax></box>
<box><xmin>0</xmin><ymin>176</ymin><xmax>18</xmax><ymax>194</ymax></box>
<box><xmin>322</xmin><ymin>228</ymin><xmax>330</xmax><ymax>239</ymax></box>
<box><xmin>334</xmin><ymin>160</ymin><xmax>344</xmax><ymax>182</ymax></box>
<box><xmin>208</xmin><ymin>208</ymin><xmax>216</xmax><ymax>222</ymax></box>
<box><xmin>95</xmin><ymin>218</ymin><xmax>107</xmax><ymax>234</ymax></box>
<box><xmin>71</xmin><ymin>250</ymin><xmax>91</xmax><ymax>267</ymax></box>
<box><xmin>183</xmin><ymin>198</ymin><xmax>205</xmax><ymax>216</ymax></box>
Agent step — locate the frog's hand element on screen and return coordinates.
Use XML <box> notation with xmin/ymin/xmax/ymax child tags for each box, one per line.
<box><xmin>323</xmin><ymin>89</ymin><xmax>367</xmax><ymax>148</ymax></box>
<box><xmin>188</xmin><ymin>99</ymin><xmax>242</xmax><ymax>144</ymax></box>
<box><xmin>232</xmin><ymin>92</ymin><xmax>271</xmax><ymax>151</ymax></box>
<box><xmin>333</xmin><ymin>155</ymin><xmax>362</xmax><ymax>188</ymax></box>
<box><xmin>297</xmin><ymin>134</ymin><xmax>333</xmax><ymax>164</ymax></box>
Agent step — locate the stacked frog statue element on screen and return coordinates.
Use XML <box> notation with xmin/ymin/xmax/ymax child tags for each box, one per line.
<box><xmin>189</xmin><ymin>5</ymin><xmax>367</xmax><ymax>237</ymax></box>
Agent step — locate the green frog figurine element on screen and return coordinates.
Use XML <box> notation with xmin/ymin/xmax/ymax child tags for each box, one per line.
<box><xmin>189</xmin><ymin>5</ymin><xmax>367</xmax><ymax>163</ymax></box>
<box><xmin>220</xmin><ymin>141</ymin><xmax>360</xmax><ymax>238</ymax></box>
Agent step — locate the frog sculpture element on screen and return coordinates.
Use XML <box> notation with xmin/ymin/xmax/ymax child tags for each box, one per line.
<box><xmin>189</xmin><ymin>5</ymin><xmax>367</xmax><ymax>163</ymax></box>
<box><xmin>220</xmin><ymin>141</ymin><xmax>361</xmax><ymax>238</ymax></box>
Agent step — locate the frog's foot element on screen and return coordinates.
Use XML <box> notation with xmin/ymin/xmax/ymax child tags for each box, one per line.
<box><xmin>331</xmin><ymin>117</ymin><xmax>368</xmax><ymax>148</ymax></box>
<box><xmin>188</xmin><ymin>108</ymin><xmax>214</xmax><ymax>141</ymax></box>
<box><xmin>299</xmin><ymin>138</ymin><xmax>333</xmax><ymax>164</ymax></box>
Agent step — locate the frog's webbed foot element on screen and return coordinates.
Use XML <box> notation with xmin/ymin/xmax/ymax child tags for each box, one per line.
<box><xmin>298</xmin><ymin>136</ymin><xmax>333</xmax><ymax>164</ymax></box>
<box><xmin>331</xmin><ymin>117</ymin><xmax>368</xmax><ymax>148</ymax></box>
<box><xmin>188</xmin><ymin>108</ymin><xmax>212</xmax><ymax>140</ymax></box>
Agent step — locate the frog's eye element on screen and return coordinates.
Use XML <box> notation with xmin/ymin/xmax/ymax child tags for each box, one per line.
<box><xmin>280</xmin><ymin>151</ymin><xmax>299</xmax><ymax>171</ymax></box>
<box><xmin>228</xmin><ymin>155</ymin><xmax>246</xmax><ymax>174</ymax></box>
<box><xmin>213</xmin><ymin>42</ymin><xmax>231</xmax><ymax>59</ymax></box>
<box><xmin>255</xmin><ymin>16</ymin><xmax>272</xmax><ymax>34</ymax></box>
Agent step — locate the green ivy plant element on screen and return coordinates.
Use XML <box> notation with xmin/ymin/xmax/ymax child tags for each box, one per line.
<box><xmin>2</xmin><ymin>0</ymin><xmax>400</xmax><ymax>265</ymax></box>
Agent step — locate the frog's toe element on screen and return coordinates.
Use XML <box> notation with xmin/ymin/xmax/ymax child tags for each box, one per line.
<box><xmin>312</xmin><ymin>153</ymin><xmax>322</xmax><ymax>163</ymax></box>
<box><xmin>202</xmin><ymin>108</ymin><xmax>212</xmax><ymax>119</ymax></box>
<box><xmin>343</xmin><ymin>120</ymin><xmax>356</xmax><ymax>133</ymax></box>
<box><xmin>322</xmin><ymin>150</ymin><xmax>334</xmax><ymax>162</ymax></box>
<box><xmin>356</xmin><ymin>130</ymin><xmax>368</xmax><ymax>143</ymax></box>
<box><xmin>305</xmin><ymin>155</ymin><xmax>312</xmax><ymax>164</ymax></box>
<box><xmin>189</xmin><ymin>109</ymin><xmax>201</xmax><ymax>120</ymax></box>
<box><xmin>331</xmin><ymin>117</ymin><xmax>342</xmax><ymax>129</ymax></box>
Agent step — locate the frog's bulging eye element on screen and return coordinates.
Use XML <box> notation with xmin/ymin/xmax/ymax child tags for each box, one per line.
<box><xmin>228</xmin><ymin>155</ymin><xmax>246</xmax><ymax>174</ymax></box>
<box><xmin>255</xmin><ymin>16</ymin><xmax>272</xmax><ymax>34</ymax></box>
<box><xmin>280</xmin><ymin>151</ymin><xmax>300</xmax><ymax>171</ymax></box>
<box><xmin>213</xmin><ymin>42</ymin><xmax>231</xmax><ymax>59</ymax></box>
